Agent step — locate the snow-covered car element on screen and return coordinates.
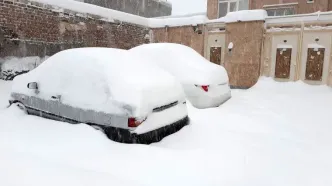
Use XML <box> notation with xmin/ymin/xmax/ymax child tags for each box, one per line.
<box><xmin>129</xmin><ymin>43</ymin><xmax>231</xmax><ymax>109</ymax></box>
<box><xmin>9</xmin><ymin>48</ymin><xmax>189</xmax><ymax>144</ymax></box>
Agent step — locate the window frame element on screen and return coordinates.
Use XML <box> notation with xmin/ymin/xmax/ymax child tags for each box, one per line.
<box><xmin>265</xmin><ymin>7</ymin><xmax>296</xmax><ymax>17</ymax></box>
<box><xmin>218</xmin><ymin>0</ymin><xmax>248</xmax><ymax>18</ymax></box>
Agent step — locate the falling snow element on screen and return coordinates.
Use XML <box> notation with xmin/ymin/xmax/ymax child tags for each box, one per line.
<box><xmin>0</xmin><ymin>77</ymin><xmax>332</xmax><ymax>186</ymax></box>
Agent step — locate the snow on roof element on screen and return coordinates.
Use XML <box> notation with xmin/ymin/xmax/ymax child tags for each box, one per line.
<box><xmin>208</xmin><ymin>10</ymin><xmax>268</xmax><ymax>24</ymax></box>
<box><xmin>29</xmin><ymin>0</ymin><xmax>269</xmax><ymax>28</ymax></box>
<box><xmin>31</xmin><ymin>0</ymin><xmax>149</xmax><ymax>26</ymax></box>
<box><xmin>149</xmin><ymin>15</ymin><xmax>208</xmax><ymax>28</ymax></box>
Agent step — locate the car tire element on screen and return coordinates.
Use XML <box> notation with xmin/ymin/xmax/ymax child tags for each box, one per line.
<box><xmin>15</xmin><ymin>102</ymin><xmax>28</xmax><ymax>114</ymax></box>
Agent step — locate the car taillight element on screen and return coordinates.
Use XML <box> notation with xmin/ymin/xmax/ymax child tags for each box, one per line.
<box><xmin>195</xmin><ymin>85</ymin><xmax>209</xmax><ymax>92</ymax></box>
<box><xmin>128</xmin><ymin>117</ymin><xmax>145</xmax><ymax>128</ymax></box>
<box><xmin>201</xmin><ymin>85</ymin><xmax>209</xmax><ymax>92</ymax></box>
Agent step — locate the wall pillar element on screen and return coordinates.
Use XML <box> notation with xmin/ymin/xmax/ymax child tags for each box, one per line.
<box><xmin>207</xmin><ymin>0</ymin><xmax>218</xmax><ymax>20</ymax></box>
<box><xmin>224</xmin><ymin>20</ymin><xmax>265</xmax><ymax>88</ymax></box>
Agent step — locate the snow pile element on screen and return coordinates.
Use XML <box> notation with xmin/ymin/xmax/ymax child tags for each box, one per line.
<box><xmin>1</xmin><ymin>78</ymin><xmax>332</xmax><ymax>186</ymax></box>
<box><xmin>0</xmin><ymin>56</ymin><xmax>48</xmax><ymax>81</ymax></box>
<box><xmin>129</xmin><ymin>43</ymin><xmax>229</xmax><ymax>85</ymax></box>
<box><xmin>149</xmin><ymin>15</ymin><xmax>208</xmax><ymax>28</ymax></box>
<box><xmin>11</xmin><ymin>48</ymin><xmax>184</xmax><ymax>117</ymax></box>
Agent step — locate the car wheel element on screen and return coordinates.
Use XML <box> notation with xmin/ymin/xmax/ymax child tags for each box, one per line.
<box><xmin>91</xmin><ymin>125</ymin><xmax>105</xmax><ymax>133</ymax></box>
<box><xmin>15</xmin><ymin>102</ymin><xmax>28</xmax><ymax>114</ymax></box>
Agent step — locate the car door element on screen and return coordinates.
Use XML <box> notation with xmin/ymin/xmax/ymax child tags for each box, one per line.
<box><xmin>22</xmin><ymin>84</ymin><xmax>63</xmax><ymax>121</ymax></box>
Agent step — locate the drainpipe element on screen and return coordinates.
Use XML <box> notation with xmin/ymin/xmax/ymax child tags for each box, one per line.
<box><xmin>259</xmin><ymin>22</ymin><xmax>266</xmax><ymax>77</ymax></box>
<box><xmin>296</xmin><ymin>21</ymin><xmax>304</xmax><ymax>81</ymax></box>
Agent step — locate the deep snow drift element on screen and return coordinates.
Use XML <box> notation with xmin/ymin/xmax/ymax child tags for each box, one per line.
<box><xmin>1</xmin><ymin>78</ymin><xmax>332</xmax><ymax>186</ymax></box>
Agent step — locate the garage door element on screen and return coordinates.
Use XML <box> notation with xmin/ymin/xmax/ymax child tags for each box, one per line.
<box><xmin>210</xmin><ymin>47</ymin><xmax>222</xmax><ymax>65</ymax></box>
<box><xmin>305</xmin><ymin>48</ymin><xmax>325</xmax><ymax>81</ymax></box>
<box><xmin>275</xmin><ymin>48</ymin><xmax>292</xmax><ymax>79</ymax></box>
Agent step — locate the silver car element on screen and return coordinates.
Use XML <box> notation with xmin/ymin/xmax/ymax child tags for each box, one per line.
<box><xmin>9</xmin><ymin>48</ymin><xmax>189</xmax><ymax>144</ymax></box>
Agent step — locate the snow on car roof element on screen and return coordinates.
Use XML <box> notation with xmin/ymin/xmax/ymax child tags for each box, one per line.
<box><xmin>11</xmin><ymin>48</ymin><xmax>184</xmax><ymax>116</ymax></box>
<box><xmin>129</xmin><ymin>43</ymin><xmax>229</xmax><ymax>85</ymax></box>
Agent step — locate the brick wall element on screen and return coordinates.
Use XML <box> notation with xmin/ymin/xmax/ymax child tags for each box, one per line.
<box><xmin>224</xmin><ymin>21</ymin><xmax>264</xmax><ymax>88</ymax></box>
<box><xmin>0</xmin><ymin>0</ymin><xmax>149</xmax><ymax>58</ymax></box>
<box><xmin>207</xmin><ymin>0</ymin><xmax>218</xmax><ymax>20</ymax></box>
<box><xmin>251</xmin><ymin>0</ymin><xmax>329</xmax><ymax>14</ymax></box>
<box><xmin>152</xmin><ymin>25</ymin><xmax>205</xmax><ymax>55</ymax></box>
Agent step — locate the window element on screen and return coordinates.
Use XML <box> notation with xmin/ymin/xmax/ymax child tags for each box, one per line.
<box><xmin>218</xmin><ymin>0</ymin><xmax>249</xmax><ymax>18</ymax></box>
<box><xmin>266</xmin><ymin>7</ymin><xmax>295</xmax><ymax>16</ymax></box>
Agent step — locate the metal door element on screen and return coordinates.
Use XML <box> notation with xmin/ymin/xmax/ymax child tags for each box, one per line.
<box><xmin>305</xmin><ymin>48</ymin><xmax>325</xmax><ymax>81</ymax></box>
<box><xmin>275</xmin><ymin>48</ymin><xmax>292</xmax><ymax>79</ymax></box>
<box><xmin>210</xmin><ymin>47</ymin><xmax>222</xmax><ymax>65</ymax></box>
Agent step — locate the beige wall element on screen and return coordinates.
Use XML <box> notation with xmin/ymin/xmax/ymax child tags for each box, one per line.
<box><xmin>205</xmin><ymin>33</ymin><xmax>226</xmax><ymax>65</ymax></box>
<box><xmin>300</xmin><ymin>32</ymin><xmax>332</xmax><ymax>85</ymax></box>
<box><xmin>270</xmin><ymin>34</ymin><xmax>300</xmax><ymax>81</ymax></box>
<box><xmin>262</xmin><ymin>27</ymin><xmax>332</xmax><ymax>87</ymax></box>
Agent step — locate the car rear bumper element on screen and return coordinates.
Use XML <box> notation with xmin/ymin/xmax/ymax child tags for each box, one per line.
<box><xmin>188</xmin><ymin>90</ymin><xmax>231</xmax><ymax>109</ymax></box>
<box><xmin>105</xmin><ymin>116</ymin><xmax>189</xmax><ymax>144</ymax></box>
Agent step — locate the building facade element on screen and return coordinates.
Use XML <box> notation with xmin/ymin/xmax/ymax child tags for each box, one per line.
<box><xmin>251</xmin><ymin>0</ymin><xmax>331</xmax><ymax>16</ymax></box>
<box><xmin>207</xmin><ymin>0</ymin><xmax>332</xmax><ymax>19</ymax></box>
<box><xmin>77</xmin><ymin>0</ymin><xmax>172</xmax><ymax>18</ymax></box>
<box><xmin>207</xmin><ymin>0</ymin><xmax>249</xmax><ymax>19</ymax></box>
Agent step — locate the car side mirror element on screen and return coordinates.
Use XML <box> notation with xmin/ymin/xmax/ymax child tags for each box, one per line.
<box><xmin>27</xmin><ymin>82</ymin><xmax>38</xmax><ymax>90</ymax></box>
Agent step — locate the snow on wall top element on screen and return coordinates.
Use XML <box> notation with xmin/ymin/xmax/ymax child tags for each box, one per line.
<box><xmin>29</xmin><ymin>0</ymin><xmax>268</xmax><ymax>28</ymax></box>
<box><xmin>149</xmin><ymin>15</ymin><xmax>208</xmax><ymax>28</ymax></box>
<box><xmin>30</xmin><ymin>0</ymin><xmax>149</xmax><ymax>26</ymax></box>
<box><xmin>208</xmin><ymin>10</ymin><xmax>268</xmax><ymax>24</ymax></box>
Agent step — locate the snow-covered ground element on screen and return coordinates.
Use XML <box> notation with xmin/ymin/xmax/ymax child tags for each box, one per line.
<box><xmin>1</xmin><ymin>78</ymin><xmax>332</xmax><ymax>186</ymax></box>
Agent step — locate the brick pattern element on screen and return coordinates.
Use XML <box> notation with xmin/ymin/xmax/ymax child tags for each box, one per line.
<box><xmin>151</xmin><ymin>26</ymin><xmax>205</xmax><ymax>56</ymax></box>
<box><xmin>224</xmin><ymin>21</ymin><xmax>264</xmax><ymax>88</ymax></box>
<box><xmin>207</xmin><ymin>0</ymin><xmax>218</xmax><ymax>20</ymax></box>
<box><xmin>0</xmin><ymin>0</ymin><xmax>149</xmax><ymax>58</ymax></box>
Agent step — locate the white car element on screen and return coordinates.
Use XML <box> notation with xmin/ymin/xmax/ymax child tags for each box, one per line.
<box><xmin>9</xmin><ymin>48</ymin><xmax>189</xmax><ymax>144</ymax></box>
<box><xmin>129</xmin><ymin>43</ymin><xmax>231</xmax><ymax>109</ymax></box>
